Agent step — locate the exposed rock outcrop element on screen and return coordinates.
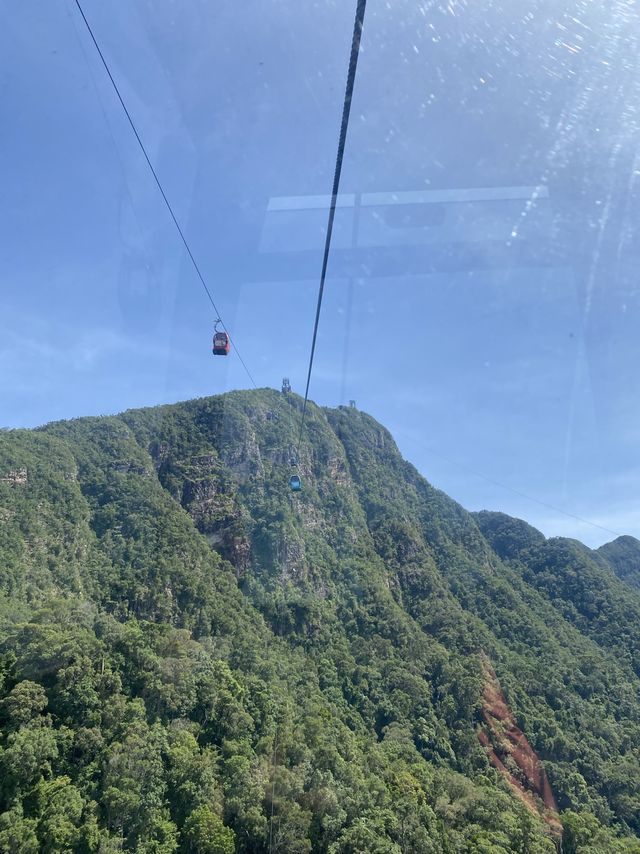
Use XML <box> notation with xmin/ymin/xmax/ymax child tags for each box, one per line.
<box><xmin>478</xmin><ymin>659</ymin><xmax>563</xmax><ymax>844</ymax></box>
<box><xmin>0</xmin><ymin>467</ymin><xmax>27</xmax><ymax>486</ymax></box>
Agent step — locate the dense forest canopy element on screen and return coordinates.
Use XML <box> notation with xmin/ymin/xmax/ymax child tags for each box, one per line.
<box><xmin>1</xmin><ymin>388</ymin><xmax>640</xmax><ymax>853</ymax></box>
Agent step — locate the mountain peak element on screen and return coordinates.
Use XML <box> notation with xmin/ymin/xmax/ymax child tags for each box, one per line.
<box><xmin>473</xmin><ymin>509</ymin><xmax>546</xmax><ymax>560</ymax></box>
<box><xmin>598</xmin><ymin>534</ymin><xmax>640</xmax><ymax>591</ymax></box>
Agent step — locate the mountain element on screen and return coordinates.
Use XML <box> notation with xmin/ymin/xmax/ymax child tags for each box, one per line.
<box><xmin>1</xmin><ymin>388</ymin><xmax>640</xmax><ymax>854</ymax></box>
<box><xmin>598</xmin><ymin>536</ymin><xmax>640</xmax><ymax>592</ymax></box>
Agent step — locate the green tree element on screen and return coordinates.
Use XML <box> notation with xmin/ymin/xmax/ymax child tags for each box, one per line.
<box><xmin>0</xmin><ymin>681</ymin><xmax>48</xmax><ymax>729</ymax></box>
<box><xmin>183</xmin><ymin>806</ymin><xmax>235</xmax><ymax>854</ymax></box>
<box><xmin>0</xmin><ymin>724</ymin><xmax>59</xmax><ymax>800</ymax></box>
<box><xmin>35</xmin><ymin>776</ymin><xmax>84</xmax><ymax>853</ymax></box>
<box><xmin>0</xmin><ymin>804</ymin><xmax>39</xmax><ymax>854</ymax></box>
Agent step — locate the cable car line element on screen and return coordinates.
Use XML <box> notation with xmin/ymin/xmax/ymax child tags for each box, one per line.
<box><xmin>294</xmin><ymin>0</ymin><xmax>368</xmax><ymax>474</ymax></box>
<box><xmin>279</xmin><ymin>3</ymin><xmax>367</xmax><ymax>829</ymax></box>
<box><xmin>396</xmin><ymin>430</ymin><xmax>623</xmax><ymax>539</ymax></box>
<box><xmin>72</xmin><ymin>0</ymin><xmax>257</xmax><ymax>388</ymax></box>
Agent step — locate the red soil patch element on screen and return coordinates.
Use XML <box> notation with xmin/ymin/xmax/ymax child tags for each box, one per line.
<box><xmin>478</xmin><ymin>659</ymin><xmax>563</xmax><ymax>841</ymax></box>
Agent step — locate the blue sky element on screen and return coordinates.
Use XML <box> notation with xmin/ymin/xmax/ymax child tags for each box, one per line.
<box><xmin>2</xmin><ymin>0</ymin><xmax>640</xmax><ymax>547</ymax></box>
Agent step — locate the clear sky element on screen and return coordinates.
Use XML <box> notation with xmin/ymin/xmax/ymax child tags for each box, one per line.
<box><xmin>2</xmin><ymin>0</ymin><xmax>640</xmax><ymax>548</ymax></box>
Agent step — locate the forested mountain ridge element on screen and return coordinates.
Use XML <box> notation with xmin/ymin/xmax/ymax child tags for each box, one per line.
<box><xmin>1</xmin><ymin>389</ymin><xmax>640</xmax><ymax>853</ymax></box>
<box><xmin>598</xmin><ymin>535</ymin><xmax>640</xmax><ymax>592</ymax></box>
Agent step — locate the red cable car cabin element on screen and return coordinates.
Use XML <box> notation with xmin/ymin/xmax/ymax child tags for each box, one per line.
<box><xmin>212</xmin><ymin>331</ymin><xmax>230</xmax><ymax>355</ymax></box>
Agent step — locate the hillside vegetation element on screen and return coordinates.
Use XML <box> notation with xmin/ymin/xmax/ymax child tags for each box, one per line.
<box><xmin>0</xmin><ymin>388</ymin><xmax>639</xmax><ymax>853</ymax></box>
<box><xmin>598</xmin><ymin>536</ymin><xmax>640</xmax><ymax>593</ymax></box>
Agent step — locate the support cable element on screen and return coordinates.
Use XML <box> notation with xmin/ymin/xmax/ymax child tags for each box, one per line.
<box><xmin>395</xmin><ymin>430</ymin><xmax>623</xmax><ymax>539</ymax></box>
<box><xmin>72</xmin><ymin>0</ymin><xmax>257</xmax><ymax>388</ymax></box>
<box><xmin>296</xmin><ymin>0</ymin><xmax>367</xmax><ymax>459</ymax></box>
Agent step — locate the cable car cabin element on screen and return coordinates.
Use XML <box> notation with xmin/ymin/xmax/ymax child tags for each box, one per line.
<box><xmin>212</xmin><ymin>331</ymin><xmax>230</xmax><ymax>356</ymax></box>
<box><xmin>289</xmin><ymin>475</ymin><xmax>302</xmax><ymax>492</ymax></box>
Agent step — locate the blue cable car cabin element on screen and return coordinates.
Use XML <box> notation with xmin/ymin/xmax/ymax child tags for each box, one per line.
<box><xmin>290</xmin><ymin>475</ymin><xmax>302</xmax><ymax>492</ymax></box>
<box><xmin>212</xmin><ymin>331</ymin><xmax>230</xmax><ymax>355</ymax></box>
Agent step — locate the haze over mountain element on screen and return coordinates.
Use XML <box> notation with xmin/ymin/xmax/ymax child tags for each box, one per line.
<box><xmin>1</xmin><ymin>389</ymin><xmax>639</xmax><ymax>853</ymax></box>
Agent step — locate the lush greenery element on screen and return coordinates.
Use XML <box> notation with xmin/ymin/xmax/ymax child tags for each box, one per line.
<box><xmin>598</xmin><ymin>536</ymin><xmax>640</xmax><ymax>593</ymax></box>
<box><xmin>0</xmin><ymin>389</ymin><xmax>639</xmax><ymax>852</ymax></box>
